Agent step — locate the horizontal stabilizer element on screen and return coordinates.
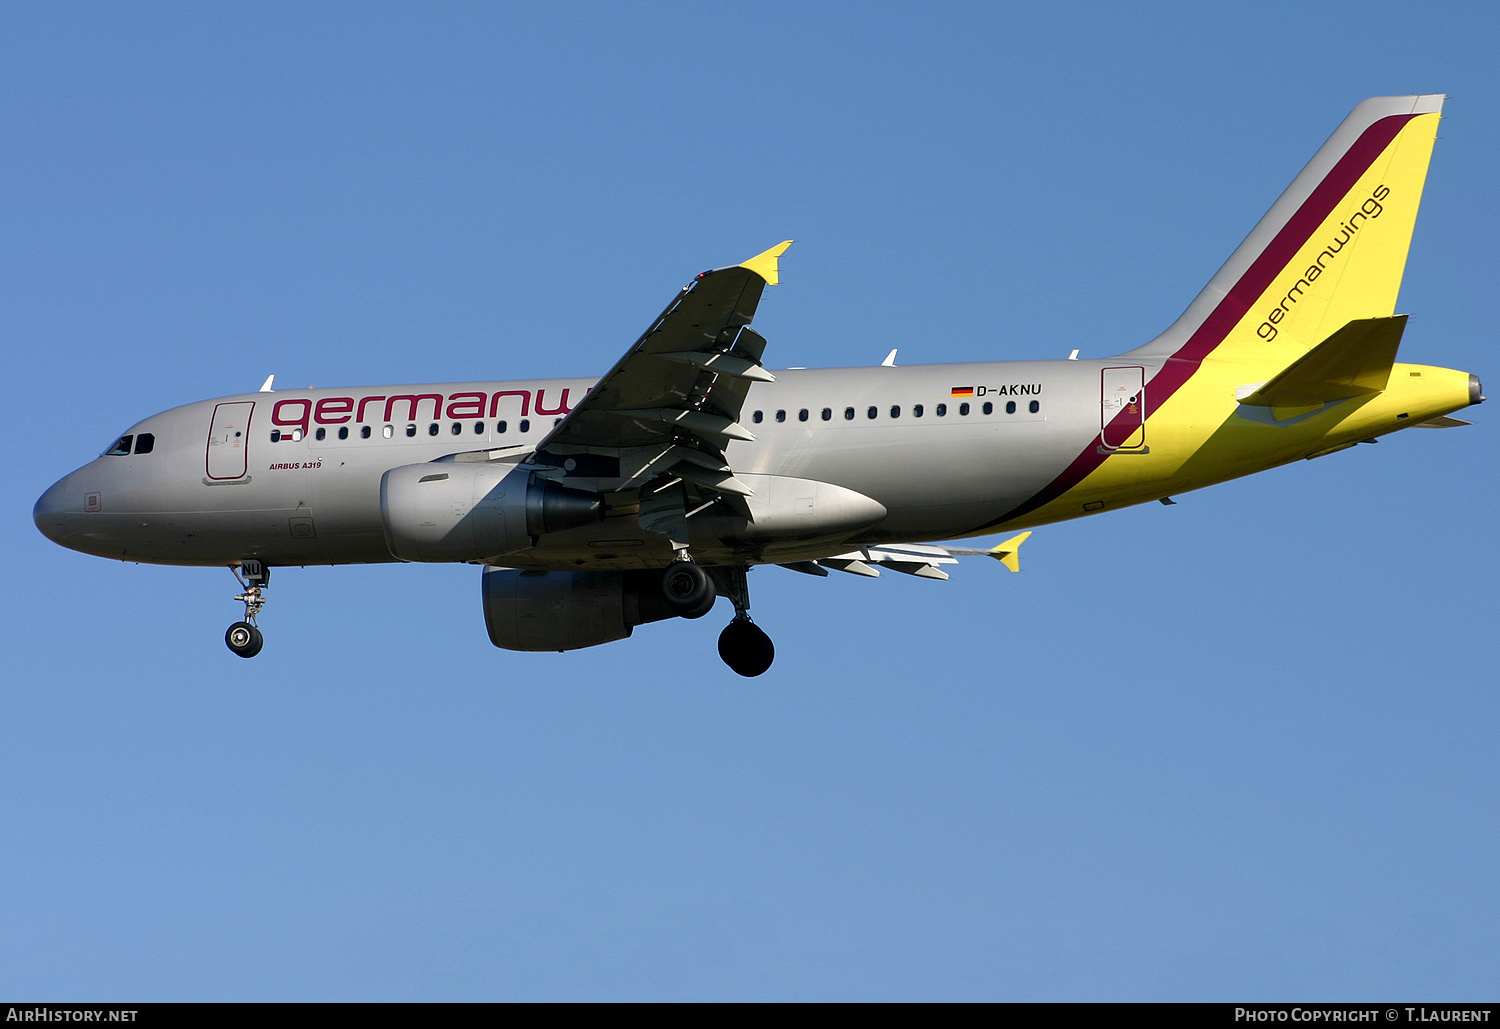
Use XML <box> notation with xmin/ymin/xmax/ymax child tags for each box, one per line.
<box><xmin>1414</xmin><ymin>415</ymin><xmax>1473</xmax><ymax>428</ymax></box>
<box><xmin>1239</xmin><ymin>316</ymin><xmax>1407</xmax><ymax>408</ymax></box>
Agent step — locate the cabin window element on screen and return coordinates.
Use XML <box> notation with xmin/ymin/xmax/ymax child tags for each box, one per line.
<box><xmin>821</xmin><ymin>408</ymin><xmax>832</xmax><ymax>421</ymax></box>
<box><xmin>134</xmin><ymin>433</ymin><xmax>155</xmax><ymax>454</ymax></box>
<box><xmin>519</xmin><ymin>419</ymin><xmax>530</xmax><ymax>432</ymax></box>
<box><xmin>1006</xmin><ymin>401</ymin><xmax>1016</xmax><ymax>414</ymax></box>
<box><xmin>798</xmin><ymin>409</ymin><xmax>809</xmax><ymax>422</ymax></box>
<box><xmin>269</xmin><ymin>431</ymin><xmax>279</xmax><ymax>442</ymax></box>
<box><xmin>844</xmin><ymin>407</ymin><xmax>855</xmax><ymax>420</ymax></box>
<box><xmin>889</xmin><ymin>405</ymin><xmax>900</xmax><ymax>419</ymax></box>
<box><xmin>867</xmin><ymin>406</ymin><xmax>878</xmax><ymax>419</ymax></box>
<box><xmin>405</xmin><ymin>424</ymin><xmax>417</xmax><ymax>437</ymax></box>
<box><xmin>959</xmin><ymin>403</ymin><xmax>970</xmax><ymax>415</ymax></box>
<box><xmin>753</xmin><ymin>411</ymin><xmax>763</xmax><ymax>424</ymax></box>
<box><xmin>982</xmin><ymin>402</ymin><xmax>993</xmax><ymax>415</ymax></box>
<box><xmin>339</xmin><ymin>426</ymin><xmax>350</xmax><ymax>439</ymax></box>
<box><xmin>360</xmin><ymin>425</ymin><xmax>371</xmax><ymax>439</ymax></box>
<box><xmin>427</xmin><ymin>423</ymin><xmax>439</xmax><ymax>436</ymax></box>
<box><xmin>106</xmin><ymin>435</ymin><xmax>133</xmax><ymax>455</ymax></box>
<box><xmin>497</xmin><ymin>420</ymin><xmax>507</xmax><ymax>434</ymax></box>
<box><xmin>315</xmin><ymin>427</ymin><xmax>326</xmax><ymax>441</ymax></box>
<box><xmin>451</xmin><ymin>423</ymin><xmax>463</xmax><ymax>435</ymax></box>
<box><xmin>776</xmin><ymin>410</ymin><xmax>786</xmax><ymax>423</ymax></box>
<box><xmin>913</xmin><ymin>405</ymin><xmax>923</xmax><ymax>418</ymax></box>
<box><xmin>1029</xmin><ymin>400</ymin><xmax>1040</xmax><ymax>413</ymax></box>
<box><xmin>936</xmin><ymin>404</ymin><xmax>947</xmax><ymax>416</ymax></box>
<box><xmin>383</xmin><ymin>425</ymin><xmax>394</xmax><ymax>438</ymax></box>
<box><xmin>554</xmin><ymin>418</ymin><xmax>562</xmax><ymax>426</ymax></box>
<box><xmin>474</xmin><ymin>422</ymin><xmax>485</xmax><ymax>434</ymax></box>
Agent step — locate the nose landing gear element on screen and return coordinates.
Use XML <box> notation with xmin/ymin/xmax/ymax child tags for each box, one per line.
<box><xmin>226</xmin><ymin>561</ymin><xmax>269</xmax><ymax>658</ymax></box>
<box><xmin>225</xmin><ymin>621</ymin><xmax>263</xmax><ymax>658</ymax></box>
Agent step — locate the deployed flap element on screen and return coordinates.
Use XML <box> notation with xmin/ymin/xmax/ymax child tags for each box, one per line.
<box><xmin>533</xmin><ymin>243</ymin><xmax>791</xmax><ymax>495</ymax></box>
<box><xmin>803</xmin><ymin>534</ymin><xmax>1033</xmax><ymax>579</ymax></box>
<box><xmin>1239</xmin><ymin>315</ymin><xmax>1406</xmax><ymax>408</ymax></box>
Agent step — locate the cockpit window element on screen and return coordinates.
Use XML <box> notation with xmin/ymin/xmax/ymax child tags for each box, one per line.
<box><xmin>134</xmin><ymin>433</ymin><xmax>155</xmax><ymax>454</ymax></box>
<box><xmin>105</xmin><ymin>435</ymin><xmax>133</xmax><ymax>456</ymax></box>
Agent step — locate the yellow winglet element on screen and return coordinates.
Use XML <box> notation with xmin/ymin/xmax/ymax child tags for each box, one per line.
<box><xmin>989</xmin><ymin>531</ymin><xmax>1032</xmax><ymax>572</ymax></box>
<box><xmin>739</xmin><ymin>240</ymin><xmax>794</xmax><ymax>285</ymax></box>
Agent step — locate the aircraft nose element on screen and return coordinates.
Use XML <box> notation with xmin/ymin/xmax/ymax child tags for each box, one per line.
<box><xmin>33</xmin><ymin>476</ymin><xmax>76</xmax><ymax>546</ymax></box>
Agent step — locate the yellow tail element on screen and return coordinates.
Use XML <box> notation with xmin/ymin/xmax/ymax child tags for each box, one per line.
<box><xmin>1127</xmin><ymin>94</ymin><xmax>1442</xmax><ymax>383</ymax></box>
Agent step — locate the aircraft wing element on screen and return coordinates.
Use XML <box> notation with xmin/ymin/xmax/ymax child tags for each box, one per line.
<box><xmin>781</xmin><ymin>533</ymin><xmax>1033</xmax><ymax>579</ymax></box>
<box><xmin>533</xmin><ymin>242</ymin><xmax>791</xmax><ymax>497</ymax></box>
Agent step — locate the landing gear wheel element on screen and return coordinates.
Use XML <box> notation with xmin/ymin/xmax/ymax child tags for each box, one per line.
<box><xmin>225</xmin><ymin>621</ymin><xmax>264</xmax><ymax>659</ymax></box>
<box><xmin>718</xmin><ymin>619</ymin><xmax>774</xmax><ymax>677</ymax></box>
<box><xmin>661</xmin><ymin>561</ymin><xmax>716</xmax><ymax>619</ymax></box>
<box><xmin>228</xmin><ymin>564</ymin><xmax>270</xmax><ymax>657</ymax></box>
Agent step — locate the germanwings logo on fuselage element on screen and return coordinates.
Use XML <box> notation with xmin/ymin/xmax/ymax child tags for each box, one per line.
<box><xmin>1254</xmin><ymin>184</ymin><xmax>1391</xmax><ymax>342</ymax></box>
<box><xmin>269</xmin><ymin>386</ymin><xmax>578</xmax><ymax>437</ymax></box>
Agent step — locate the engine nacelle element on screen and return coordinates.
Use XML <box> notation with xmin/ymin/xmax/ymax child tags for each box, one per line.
<box><xmin>381</xmin><ymin>461</ymin><xmax>601</xmax><ymax>562</ymax></box>
<box><xmin>481</xmin><ymin>567</ymin><xmax>679</xmax><ymax>651</ymax></box>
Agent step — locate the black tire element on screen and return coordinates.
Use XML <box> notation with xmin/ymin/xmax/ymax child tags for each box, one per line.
<box><xmin>660</xmin><ymin>561</ymin><xmax>715</xmax><ymax>619</ymax></box>
<box><xmin>718</xmin><ymin>619</ymin><xmax>774</xmax><ymax>677</ymax></box>
<box><xmin>225</xmin><ymin>621</ymin><xmax>264</xmax><ymax>659</ymax></box>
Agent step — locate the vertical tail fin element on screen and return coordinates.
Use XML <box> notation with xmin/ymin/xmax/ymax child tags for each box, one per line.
<box><xmin>1125</xmin><ymin>95</ymin><xmax>1443</xmax><ymax>368</ymax></box>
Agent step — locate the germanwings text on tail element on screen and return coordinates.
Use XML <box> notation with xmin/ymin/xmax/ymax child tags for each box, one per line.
<box><xmin>34</xmin><ymin>95</ymin><xmax>1481</xmax><ymax>676</ymax></box>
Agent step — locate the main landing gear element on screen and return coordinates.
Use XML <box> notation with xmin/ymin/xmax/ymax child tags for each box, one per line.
<box><xmin>704</xmin><ymin>563</ymin><xmax>775</xmax><ymax>677</ymax></box>
<box><xmin>226</xmin><ymin>561</ymin><xmax>269</xmax><ymax>658</ymax></box>
<box><xmin>657</xmin><ymin>558</ymin><xmax>774</xmax><ymax>676</ymax></box>
<box><xmin>660</xmin><ymin>559</ymin><xmax>716</xmax><ymax>619</ymax></box>
<box><xmin>718</xmin><ymin>619</ymin><xmax>774</xmax><ymax>678</ymax></box>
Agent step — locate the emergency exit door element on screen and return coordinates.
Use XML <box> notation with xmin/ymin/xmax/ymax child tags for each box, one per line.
<box><xmin>206</xmin><ymin>402</ymin><xmax>254</xmax><ymax>480</ymax></box>
<box><xmin>1100</xmin><ymin>367</ymin><xmax>1147</xmax><ymax>452</ymax></box>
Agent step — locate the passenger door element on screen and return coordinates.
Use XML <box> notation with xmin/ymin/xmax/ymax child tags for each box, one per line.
<box><xmin>1100</xmin><ymin>367</ymin><xmax>1147</xmax><ymax>452</ymax></box>
<box><xmin>206</xmin><ymin>402</ymin><xmax>254</xmax><ymax>480</ymax></box>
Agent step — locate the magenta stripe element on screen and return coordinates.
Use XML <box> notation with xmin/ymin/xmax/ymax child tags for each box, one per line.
<box><xmin>981</xmin><ymin>113</ymin><xmax>1417</xmax><ymax>530</ymax></box>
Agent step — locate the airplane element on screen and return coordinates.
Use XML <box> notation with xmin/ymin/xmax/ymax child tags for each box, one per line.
<box><xmin>33</xmin><ymin>94</ymin><xmax>1481</xmax><ymax>677</ymax></box>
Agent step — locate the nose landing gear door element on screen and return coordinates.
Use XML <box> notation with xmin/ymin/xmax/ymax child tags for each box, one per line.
<box><xmin>207</xmin><ymin>402</ymin><xmax>255</xmax><ymax>480</ymax></box>
<box><xmin>1099</xmin><ymin>367</ymin><xmax>1148</xmax><ymax>454</ymax></box>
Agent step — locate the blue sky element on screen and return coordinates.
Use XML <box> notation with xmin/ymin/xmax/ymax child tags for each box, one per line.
<box><xmin>5</xmin><ymin>1</ymin><xmax>1497</xmax><ymax>1000</ymax></box>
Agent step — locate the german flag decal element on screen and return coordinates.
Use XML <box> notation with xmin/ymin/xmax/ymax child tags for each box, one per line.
<box><xmin>950</xmin><ymin>386</ymin><xmax>975</xmax><ymax>397</ymax></box>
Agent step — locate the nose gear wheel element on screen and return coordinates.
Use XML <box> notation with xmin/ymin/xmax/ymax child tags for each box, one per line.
<box><xmin>225</xmin><ymin>561</ymin><xmax>270</xmax><ymax>657</ymax></box>
<box><xmin>225</xmin><ymin>621</ymin><xmax>264</xmax><ymax>658</ymax></box>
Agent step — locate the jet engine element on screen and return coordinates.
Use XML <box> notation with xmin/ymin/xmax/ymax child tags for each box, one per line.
<box><xmin>380</xmin><ymin>461</ymin><xmax>602</xmax><ymax>562</ymax></box>
<box><xmin>481</xmin><ymin>567</ymin><xmax>680</xmax><ymax>651</ymax></box>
